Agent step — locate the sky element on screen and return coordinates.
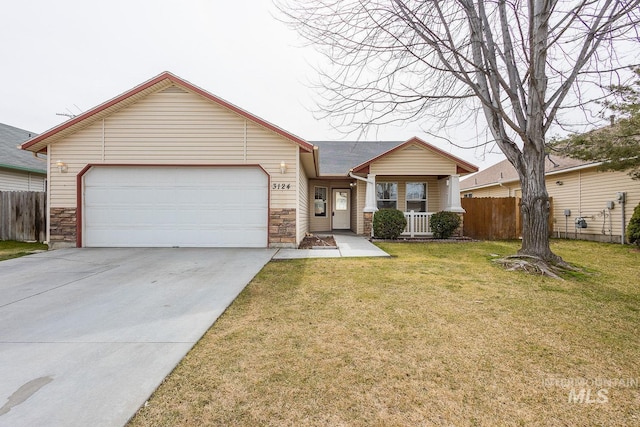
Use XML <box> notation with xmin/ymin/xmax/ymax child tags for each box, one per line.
<box><xmin>2</xmin><ymin>0</ymin><xmax>510</xmax><ymax>170</ymax></box>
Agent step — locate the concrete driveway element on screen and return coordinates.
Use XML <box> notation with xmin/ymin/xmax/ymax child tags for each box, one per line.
<box><xmin>0</xmin><ymin>247</ymin><xmax>276</xmax><ymax>427</ymax></box>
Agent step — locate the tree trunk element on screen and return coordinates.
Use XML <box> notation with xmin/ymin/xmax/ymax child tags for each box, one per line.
<box><xmin>512</xmin><ymin>0</ymin><xmax>563</xmax><ymax>265</ymax></box>
<box><xmin>517</xmin><ymin>143</ymin><xmax>561</xmax><ymax>263</ymax></box>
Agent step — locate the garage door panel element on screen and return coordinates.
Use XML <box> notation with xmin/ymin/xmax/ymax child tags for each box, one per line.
<box><xmin>83</xmin><ymin>166</ymin><xmax>268</xmax><ymax>247</ymax></box>
<box><xmin>86</xmin><ymin>229</ymin><xmax>266</xmax><ymax>248</ymax></box>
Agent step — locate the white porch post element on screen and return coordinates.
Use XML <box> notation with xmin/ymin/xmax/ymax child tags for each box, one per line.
<box><xmin>444</xmin><ymin>174</ymin><xmax>465</xmax><ymax>213</ymax></box>
<box><xmin>348</xmin><ymin>171</ymin><xmax>378</xmax><ymax>237</ymax></box>
<box><xmin>363</xmin><ymin>173</ymin><xmax>378</xmax><ymax>213</ymax></box>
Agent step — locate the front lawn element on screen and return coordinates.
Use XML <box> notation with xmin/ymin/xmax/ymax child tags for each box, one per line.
<box><xmin>129</xmin><ymin>240</ymin><xmax>639</xmax><ymax>426</ymax></box>
<box><xmin>0</xmin><ymin>240</ymin><xmax>47</xmax><ymax>261</ymax></box>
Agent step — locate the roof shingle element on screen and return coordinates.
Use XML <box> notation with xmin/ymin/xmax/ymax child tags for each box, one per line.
<box><xmin>311</xmin><ymin>141</ymin><xmax>404</xmax><ymax>175</ymax></box>
<box><xmin>0</xmin><ymin>123</ymin><xmax>46</xmax><ymax>173</ymax></box>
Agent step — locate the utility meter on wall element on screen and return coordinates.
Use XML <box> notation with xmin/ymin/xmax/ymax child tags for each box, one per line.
<box><xmin>617</xmin><ymin>192</ymin><xmax>626</xmax><ymax>203</ymax></box>
<box><xmin>575</xmin><ymin>217</ymin><xmax>588</xmax><ymax>228</ymax></box>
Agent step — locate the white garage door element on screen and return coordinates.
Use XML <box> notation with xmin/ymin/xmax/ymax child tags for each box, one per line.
<box><xmin>83</xmin><ymin>166</ymin><xmax>268</xmax><ymax>247</ymax></box>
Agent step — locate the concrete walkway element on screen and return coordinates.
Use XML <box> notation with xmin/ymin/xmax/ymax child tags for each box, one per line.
<box><xmin>273</xmin><ymin>233</ymin><xmax>389</xmax><ymax>259</ymax></box>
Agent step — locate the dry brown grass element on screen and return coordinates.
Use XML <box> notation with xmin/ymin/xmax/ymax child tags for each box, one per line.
<box><xmin>129</xmin><ymin>240</ymin><xmax>640</xmax><ymax>426</ymax></box>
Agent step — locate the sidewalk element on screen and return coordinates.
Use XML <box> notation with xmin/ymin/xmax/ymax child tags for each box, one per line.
<box><xmin>273</xmin><ymin>233</ymin><xmax>390</xmax><ymax>259</ymax></box>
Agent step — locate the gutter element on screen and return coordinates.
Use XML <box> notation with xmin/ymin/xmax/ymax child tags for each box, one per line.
<box><xmin>0</xmin><ymin>163</ymin><xmax>47</xmax><ymax>175</ymax></box>
<box><xmin>348</xmin><ymin>171</ymin><xmax>372</xmax><ymax>183</ymax></box>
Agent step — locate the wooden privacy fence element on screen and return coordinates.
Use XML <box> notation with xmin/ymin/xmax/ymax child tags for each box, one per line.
<box><xmin>0</xmin><ymin>191</ymin><xmax>46</xmax><ymax>242</ymax></box>
<box><xmin>461</xmin><ymin>197</ymin><xmax>553</xmax><ymax>240</ymax></box>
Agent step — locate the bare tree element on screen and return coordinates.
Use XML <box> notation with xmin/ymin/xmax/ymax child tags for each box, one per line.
<box><xmin>277</xmin><ymin>0</ymin><xmax>640</xmax><ymax>266</ymax></box>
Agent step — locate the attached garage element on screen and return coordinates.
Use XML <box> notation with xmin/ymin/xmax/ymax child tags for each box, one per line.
<box><xmin>20</xmin><ymin>72</ymin><xmax>317</xmax><ymax>249</ymax></box>
<box><xmin>81</xmin><ymin>166</ymin><xmax>268</xmax><ymax>248</ymax></box>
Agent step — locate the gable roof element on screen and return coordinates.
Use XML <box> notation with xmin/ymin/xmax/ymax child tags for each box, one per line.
<box><xmin>0</xmin><ymin>123</ymin><xmax>46</xmax><ymax>174</ymax></box>
<box><xmin>460</xmin><ymin>155</ymin><xmax>599</xmax><ymax>191</ymax></box>
<box><xmin>350</xmin><ymin>137</ymin><xmax>478</xmax><ymax>175</ymax></box>
<box><xmin>20</xmin><ymin>71</ymin><xmax>314</xmax><ymax>154</ymax></box>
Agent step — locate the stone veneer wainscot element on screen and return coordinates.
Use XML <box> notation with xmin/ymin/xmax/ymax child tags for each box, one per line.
<box><xmin>269</xmin><ymin>208</ymin><xmax>296</xmax><ymax>247</ymax></box>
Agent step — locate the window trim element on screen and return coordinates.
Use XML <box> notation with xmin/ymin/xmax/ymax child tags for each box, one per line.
<box><xmin>314</xmin><ymin>186</ymin><xmax>328</xmax><ymax>217</ymax></box>
<box><xmin>376</xmin><ymin>182</ymin><xmax>398</xmax><ymax>210</ymax></box>
<box><xmin>405</xmin><ymin>182</ymin><xmax>428</xmax><ymax>212</ymax></box>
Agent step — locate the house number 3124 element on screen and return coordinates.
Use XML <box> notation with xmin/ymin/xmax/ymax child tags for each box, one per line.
<box><xmin>272</xmin><ymin>183</ymin><xmax>291</xmax><ymax>190</ymax></box>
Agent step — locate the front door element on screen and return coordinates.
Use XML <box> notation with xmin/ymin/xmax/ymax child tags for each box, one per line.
<box><xmin>332</xmin><ymin>189</ymin><xmax>350</xmax><ymax>229</ymax></box>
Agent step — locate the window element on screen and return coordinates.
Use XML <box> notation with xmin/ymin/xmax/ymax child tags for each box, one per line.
<box><xmin>376</xmin><ymin>182</ymin><xmax>397</xmax><ymax>209</ymax></box>
<box><xmin>463</xmin><ymin>193</ymin><xmax>473</xmax><ymax>198</ymax></box>
<box><xmin>406</xmin><ymin>182</ymin><xmax>427</xmax><ymax>212</ymax></box>
<box><xmin>314</xmin><ymin>187</ymin><xmax>327</xmax><ymax>217</ymax></box>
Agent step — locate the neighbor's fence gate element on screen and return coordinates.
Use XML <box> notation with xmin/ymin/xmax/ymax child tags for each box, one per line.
<box><xmin>461</xmin><ymin>197</ymin><xmax>553</xmax><ymax>240</ymax></box>
<box><xmin>0</xmin><ymin>191</ymin><xmax>46</xmax><ymax>242</ymax></box>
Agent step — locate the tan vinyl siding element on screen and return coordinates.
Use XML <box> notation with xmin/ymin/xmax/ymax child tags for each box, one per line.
<box><xmin>103</xmin><ymin>90</ymin><xmax>245</xmax><ymax>161</ymax></box>
<box><xmin>297</xmin><ymin>162</ymin><xmax>309</xmax><ymax>244</ymax></box>
<box><xmin>462</xmin><ymin>185</ymin><xmax>514</xmax><ymax>198</ymax></box>
<box><xmin>49</xmin><ymin>125</ymin><xmax>103</xmax><ymax>207</ymax></box>
<box><xmin>0</xmin><ymin>168</ymin><xmax>46</xmax><ymax>191</ymax></box>
<box><xmin>370</xmin><ymin>144</ymin><xmax>456</xmax><ymax>175</ymax></box>
<box><xmin>546</xmin><ymin>173</ymin><xmax>580</xmax><ymax>236</ymax></box>
<box><xmin>48</xmin><ymin>85</ymin><xmax>299</xmax><ymax>209</ymax></box>
<box><xmin>547</xmin><ymin>169</ymin><xmax>640</xmax><ymax>239</ymax></box>
<box><xmin>246</xmin><ymin>124</ymin><xmax>297</xmax><ymax>209</ymax></box>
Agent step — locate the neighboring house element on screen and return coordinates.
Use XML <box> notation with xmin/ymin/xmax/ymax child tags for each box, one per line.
<box><xmin>460</xmin><ymin>156</ymin><xmax>640</xmax><ymax>243</ymax></box>
<box><xmin>20</xmin><ymin>72</ymin><xmax>477</xmax><ymax>249</ymax></box>
<box><xmin>0</xmin><ymin>123</ymin><xmax>46</xmax><ymax>191</ymax></box>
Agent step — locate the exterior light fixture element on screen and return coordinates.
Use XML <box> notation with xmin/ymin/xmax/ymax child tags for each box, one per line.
<box><xmin>556</xmin><ymin>181</ymin><xmax>563</xmax><ymax>186</ymax></box>
<box><xmin>280</xmin><ymin>160</ymin><xmax>287</xmax><ymax>174</ymax></box>
<box><xmin>56</xmin><ymin>160</ymin><xmax>68</xmax><ymax>173</ymax></box>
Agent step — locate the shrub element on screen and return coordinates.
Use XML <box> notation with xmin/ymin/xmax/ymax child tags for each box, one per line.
<box><xmin>373</xmin><ymin>209</ymin><xmax>407</xmax><ymax>239</ymax></box>
<box><xmin>627</xmin><ymin>202</ymin><xmax>640</xmax><ymax>247</ymax></box>
<box><xmin>429</xmin><ymin>211</ymin><xmax>461</xmax><ymax>239</ymax></box>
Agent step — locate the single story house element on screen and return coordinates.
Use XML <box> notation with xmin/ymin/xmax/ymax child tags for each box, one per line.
<box><xmin>460</xmin><ymin>156</ymin><xmax>640</xmax><ymax>243</ymax></box>
<box><xmin>20</xmin><ymin>72</ymin><xmax>477</xmax><ymax>249</ymax></box>
<box><xmin>0</xmin><ymin>123</ymin><xmax>46</xmax><ymax>191</ymax></box>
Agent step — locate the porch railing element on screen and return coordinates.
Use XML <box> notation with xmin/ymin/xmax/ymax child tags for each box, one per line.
<box><xmin>402</xmin><ymin>211</ymin><xmax>434</xmax><ymax>237</ymax></box>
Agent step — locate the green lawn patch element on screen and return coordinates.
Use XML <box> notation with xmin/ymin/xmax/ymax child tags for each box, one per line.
<box><xmin>0</xmin><ymin>240</ymin><xmax>47</xmax><ymax>261</ymax></box>
<box><xmin>129</xmin><ymin>240</ymin><xmax>640</xmax><ymax>426</ymax></box>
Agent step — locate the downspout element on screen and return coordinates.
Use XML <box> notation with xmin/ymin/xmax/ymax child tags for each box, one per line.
<box><xmin>348</xmin><ymin>171</ymin><xmax>370</xmax><ymax>183</ymax></box>
<box><xmin>46</xmin><ymin>152</ymin><xmax>51</xmax><ymax>245</ymax></box>
<box><xmin>32</xmin><ymin>152</ymin><xmax>47</xmax><ymax>161</ymax></box>
<box><xmin>28</xmin><ymin>150</ymin><xmax>49</xmax><ymax>244</ymax></box>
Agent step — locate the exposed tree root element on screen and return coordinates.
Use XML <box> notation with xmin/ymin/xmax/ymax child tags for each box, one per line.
<box><xmin>492</xmin><ymin>255</ymin><xmax>580</xmax><ymax>280</ymax></box>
